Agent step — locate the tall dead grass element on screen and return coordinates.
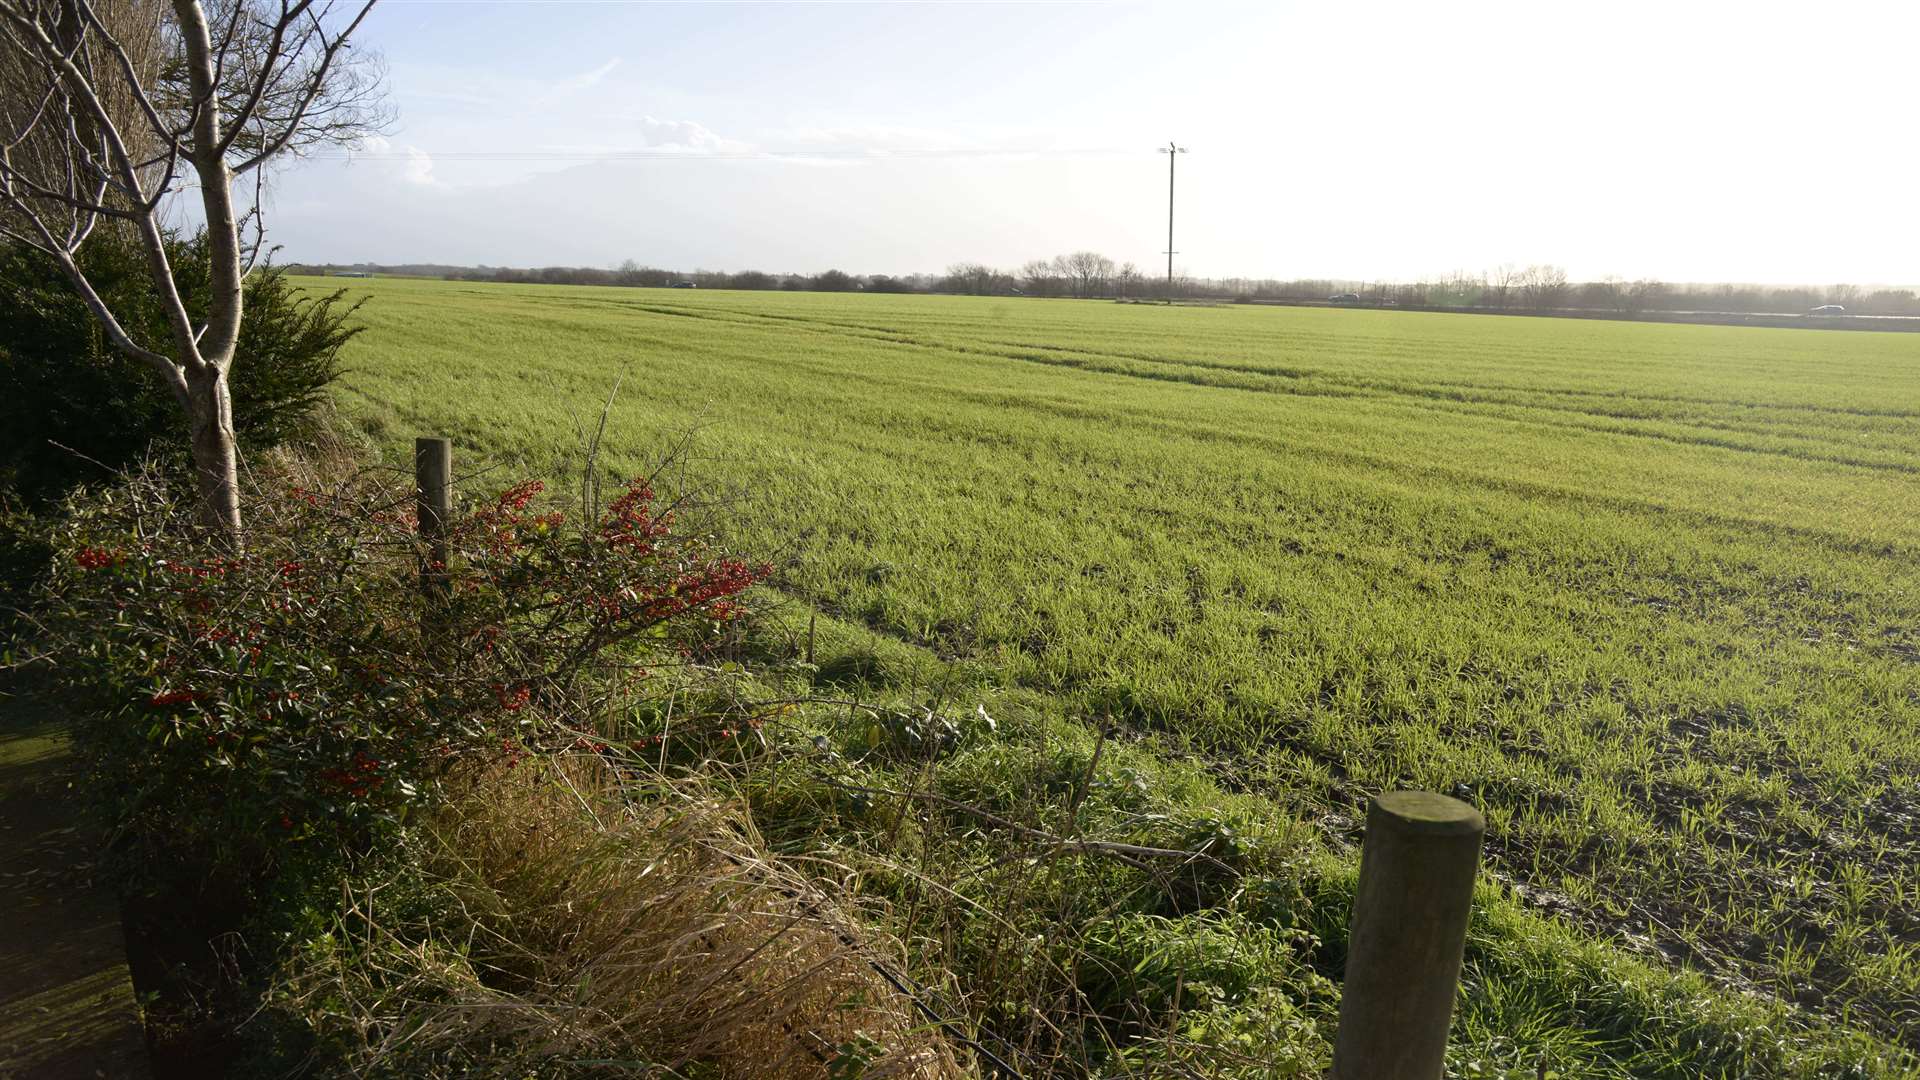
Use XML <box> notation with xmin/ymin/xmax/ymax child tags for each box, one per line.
<box><xmin>280</xmin><ymin>753</ymin><xmax>969</xmax><ymax>1078</ymax></box>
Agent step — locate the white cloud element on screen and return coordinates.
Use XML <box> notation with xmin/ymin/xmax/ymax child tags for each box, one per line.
<box><xmin>541</xmin><ymin>57</ymin><xmax>623</xmax><ymax>102</ymax></box>
<box><xmin>787</xmin><ymin>123</ymin><xmax>977</xmax><ymax>151</ymax></box>
<box><xmin>538</xmin><ymin>116</ymin><xmax>750</xmax><ymax>158</ymax></box>
<box><xmin>402</xmin><ymin>146</ymin><xmax>438</xmax><ymax>186</ymax></box>
<box><xmin>765</xmin><ymin>123</ymin><xmax>1079</xmax><ymax>168</ymax></box>
<box><xmin>341</xmin><ymin>135</ymin><xmax>441</xmax><ymax>188</ymax></box>
<box><xmin>405</xmin><ymin>87</ymin><xmax>496</xmax><ymax>107</ymax></box>
<box><xmin>634</xmin><ymin>115</ymin><xmax>738</xmax><ymax>152</ymax></box>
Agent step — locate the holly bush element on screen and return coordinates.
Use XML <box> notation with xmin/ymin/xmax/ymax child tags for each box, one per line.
<box><xmin>16</xmin><ymin>456</ymin><xmax>768</xmax><ymax>889</ymax></box>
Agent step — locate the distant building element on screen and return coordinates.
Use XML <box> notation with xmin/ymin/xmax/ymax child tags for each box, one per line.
<box><xmin>332</xmin><ymin>270</ymin><xmax>372</xmax><ymax>278</ymax></box>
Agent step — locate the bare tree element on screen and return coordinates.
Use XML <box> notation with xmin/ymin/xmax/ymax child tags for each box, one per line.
<box><xmin>1590</xmin><ymin>275</ymin><xmax>1626</xmax><ymax>314</ymax></box>
<box><xmin>1430</xmin><ymin>270</ymin><xmax>1483</xmax><ymax>307</ymax></box>
<box><xmin>1115</xmin><ymin>260</ymin><xmax>1139</xmax><ymax>299</ymax></box>
<box><xmin>1517</xmin><ymin>264</ymin><xmax>1569</xmax><ymax>310</ymax></box>
<box><xmin>1019</xmin><ymin>258</ymin><xmax>1061</xmax><ymax>298</ymax></box>
<box><xmin>1060</xmin><ymin>250</ymin><xmax>1114</xmax><ymax>299</ymax></box>
<box><xmin>0</xmin><ymin>0</ymin><xmax>386</xmax><ymax>543</ymax></box>
<box><xmin>942</xmin><ymin>261</ymin><xmax>1002</xmax><ymax>296</ymax></box>
<box><xmin>1627</xmin><ymin>278</ymin><xmax>1665</xmax><ymax>314</ymax></box>
<box><xmin>1485</xmin><ymin>264</ymin><xmax>1520</xmax><ymax>309</ymax></box>
<box><xmin>1863</xmin><ymin>288</ymin><xmax>1920</xmax><ymax>317</ymax></box>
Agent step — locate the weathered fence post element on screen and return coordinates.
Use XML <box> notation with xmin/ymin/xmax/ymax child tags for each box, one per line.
<box><xmin>1332</xmin><ymin>791</ymin><xmax>1485</xmax><ymax>1080</ymax></box>
<box><xmin>415</xmin><ymin>436</ymin><xmax>452</xmax><ymax>597</ymax></box>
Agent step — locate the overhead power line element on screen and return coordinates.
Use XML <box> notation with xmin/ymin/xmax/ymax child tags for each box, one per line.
<box><xmin>308</xmin><ymin>146</ymin><xmax>1138</xmax><ymax>162</ymax></box>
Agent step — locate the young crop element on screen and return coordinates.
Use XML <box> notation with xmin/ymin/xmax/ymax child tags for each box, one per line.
<box><xmin>320</xmin><ymin>277</ymin><xmax>1920</xmax><ymax>1065</ymax></box>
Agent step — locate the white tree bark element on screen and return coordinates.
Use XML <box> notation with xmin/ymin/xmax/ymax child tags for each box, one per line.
<box><xmin>0</xmin><ymin>0</ymin><xmax>384</xmax><ymax>544</ymax></box>
<box><xmin>173</xmin><ymin>0</ymin><xmax>244</xmax><ymax>537</ymax></box>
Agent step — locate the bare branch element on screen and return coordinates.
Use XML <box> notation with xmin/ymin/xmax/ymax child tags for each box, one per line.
<box><xmin>0</xmin><ymin>150</ymin><xmax>141</xmax><ymax>219</ymax></box>
<box><xmin>1</xmin><ymin>65</ymin><xmax>62</xmax><ymax>148</ymax></box>
<box><xmin>69</xmin><ymin>0</ymin><xmax>177</xmax><ymax>146</ymax></box>
<box><xmin>236</xmin><ymin>158</ymin><xmax>268</xmax><ymax>277</ymax></box>
<box><xmin>211</xmin><ymin>0</ymin><xmax>302</xmax><ymax>157</ymax></box>
<box><xmin>1</xmin><ymin>0</ymin><xmax>385</xmax><ymax>540</ymax></box>
<box><xmin>230</xmin><ymin>1</ymin><xmax>378</xmax><ymax>173</ymax></box>
<box><xmin>0</xmin><ymin>0</ymin><xmax>157</xmax><ymax>198</ymax></box>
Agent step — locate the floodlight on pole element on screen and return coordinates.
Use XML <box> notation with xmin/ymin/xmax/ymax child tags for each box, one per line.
<box><xmin>1158</xmin><ymin>141</ymin><xmax>1186</xmax><ymax>301</ymax></box>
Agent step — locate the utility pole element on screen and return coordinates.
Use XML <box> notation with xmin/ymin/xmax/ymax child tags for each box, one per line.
<box><xmin>1158</xmin><ymin>141</ymin><xmax>1186</xmax><ymax>301</ymax></box>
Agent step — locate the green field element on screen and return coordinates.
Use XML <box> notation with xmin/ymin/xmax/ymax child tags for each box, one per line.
<box><xmin>319</xmin><ymin>277</ymin><xmax>1920</xmax><ymax>1073</ymax></box>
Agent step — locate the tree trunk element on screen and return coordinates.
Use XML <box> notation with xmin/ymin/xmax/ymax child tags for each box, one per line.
<box><xmin>173</xmin><ymin>0</ymin><xmax>243</xmax><ymax>546</ymax></box>
<box><xmin>186</xmin><ymin>365</ymin><xmax>242</xmax><ymax>546</ymax></box>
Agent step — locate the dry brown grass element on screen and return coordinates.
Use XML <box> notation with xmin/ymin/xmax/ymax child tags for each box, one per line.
<box><xmin>282</xmin><ymin>753</ymin><xmax>970</xmax><ymax>1078</ymax></box>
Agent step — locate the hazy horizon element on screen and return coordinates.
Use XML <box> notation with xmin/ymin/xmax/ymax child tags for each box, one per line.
<box><xmin>256</xmin><ymin>0</ymin><xmax>1920</xmax><ymax>287</ymax></box>
<box><xmin>289</xmin><ymin>257</ymin><xmax>1920</xmax><ymax>295</ymax></box>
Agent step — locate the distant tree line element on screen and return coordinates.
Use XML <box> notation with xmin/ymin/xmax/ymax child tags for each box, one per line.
<box><xmin>942</xmin><ymin>253</ymin><xmax>1145</xmax><ymax>299</ymax></box>
<box><xmin>1190</xmin><ymin>267</ymin><xmax>1920</xmax><ymax>316</ymax></box>
<box><xmin>284</xmin><ymin>258</ymin><xmax>1920</xmax><ymax>317</ymax></box>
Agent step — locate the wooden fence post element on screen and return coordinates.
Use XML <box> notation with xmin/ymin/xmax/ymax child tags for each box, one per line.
<box><xmin>415</xmin><ymin>436</ymin><xmax>452</xmax><ymax>597</ymax></box>
<box><xmin>1332</xmin><ymin>791</ymin><xmax>1485</xmax><ymax>1080</ymax></box>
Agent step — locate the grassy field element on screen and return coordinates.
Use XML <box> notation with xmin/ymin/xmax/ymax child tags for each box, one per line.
<box><xmin>317</xmin><ymin>276</ymin><xmax>1920</xmax><ymax>1073</ymax></box>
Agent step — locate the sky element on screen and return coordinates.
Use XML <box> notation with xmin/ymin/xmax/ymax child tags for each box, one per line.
<box><xmin>258</xmin><ymin>0</ymin><xmax>1920</xmax><ymax>285</ymax></box>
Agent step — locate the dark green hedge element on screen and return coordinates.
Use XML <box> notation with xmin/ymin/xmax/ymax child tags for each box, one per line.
<box><xmin>0</xmin><ymin>233</ymin><xmax>363</xmax><ymax>506</ymax></box>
